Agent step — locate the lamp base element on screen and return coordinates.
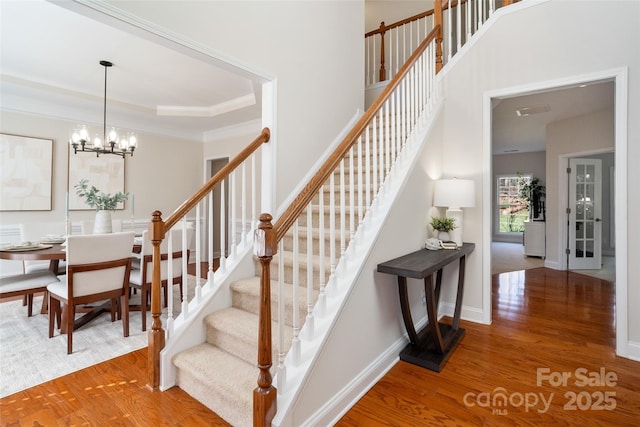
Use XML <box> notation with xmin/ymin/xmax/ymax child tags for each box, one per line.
<box><xmin>445</xmin><ymin>208</ymin><xmax>463</xmax><ymax>246</ymax></box>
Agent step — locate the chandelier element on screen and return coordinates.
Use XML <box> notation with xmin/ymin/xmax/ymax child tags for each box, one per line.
<box><xmin>69</xmin><ymin>60</ymin><xmax>137</xmax><ymax>158</ymax></box>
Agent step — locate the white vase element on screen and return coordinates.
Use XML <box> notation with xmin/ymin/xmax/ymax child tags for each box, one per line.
<box><xmin>93</xmin><ymin>210</ymin><xmax>113</xmax><ymax>234</ymax></box>
<box><xmin>438</xmin><ymin>231</ymin><xmax>450</xmax><ymax>241</ymax></box>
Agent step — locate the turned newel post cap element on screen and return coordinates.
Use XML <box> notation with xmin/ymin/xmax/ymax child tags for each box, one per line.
<box><xmin>149</xmin><ymin>210</ymin><xmax>165</xmax><ymax>242</ymax></box>
<box><xmin>255</xmin><ymin>213</ymin><xmax>276</xmax><ymax>257</ymax></box>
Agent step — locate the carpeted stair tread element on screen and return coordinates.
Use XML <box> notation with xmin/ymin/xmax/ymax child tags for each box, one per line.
<box><xmin>205</xmin><ymin>306</ymin><xmax>293</xmax><ymax>365</ymax></box>
<box><xmin>231</xmin><ymin>276</ymin><xmax>317</xmax><ymax>328</ymax></box>
<box><xmin>174</xmin><ymin>343</ymin><xmax>255</xmax><ymax>427</ymax></box>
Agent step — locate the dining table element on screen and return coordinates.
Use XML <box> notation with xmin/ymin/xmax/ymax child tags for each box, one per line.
<box><xmin>1</xmin><ymin>239</ymin><xmax>142</xmax><ymax>330</ymax></box>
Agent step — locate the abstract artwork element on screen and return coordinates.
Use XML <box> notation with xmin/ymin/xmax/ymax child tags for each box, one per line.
<box><xmin>0</xmin><ymin>133</ymin><xmax>53</xmax><ymax>211</ymax></box>
<box><xmin>68</xmin><ymin>150</ymin><xmax>125</xmax><ymax>210</ymax></box>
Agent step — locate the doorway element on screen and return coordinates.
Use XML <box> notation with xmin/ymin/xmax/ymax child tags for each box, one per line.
<box><xmin>485</xmin><ymin>70</ymin><xmax>628</xmax><ymax>355</ymax></box>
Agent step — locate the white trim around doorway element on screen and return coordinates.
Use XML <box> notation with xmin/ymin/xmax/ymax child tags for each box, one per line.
<box><xmin>483</xmin><ymin>67</ymin><xmax>630</xmax><ymax>360</ymax></box>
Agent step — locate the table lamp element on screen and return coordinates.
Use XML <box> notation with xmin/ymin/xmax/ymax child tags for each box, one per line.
<box><xmin>433</xmin><ymin>178</ymin><xmax>475</xmax><ymax>246</ymax></box>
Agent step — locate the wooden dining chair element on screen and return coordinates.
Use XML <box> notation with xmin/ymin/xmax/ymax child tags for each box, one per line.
<box><xmin>128</xmin><ymin>226</ymin><xmax>193</xmax><ymax>331</ymax></box>
<box><xmin>47</xmin><ymin>232</ymin><xmax>135</xmax><ymax>354</ymax></box>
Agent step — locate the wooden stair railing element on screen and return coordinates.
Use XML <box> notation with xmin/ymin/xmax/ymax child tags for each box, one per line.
<box><xmin>365</xmin><ymin>0</ymin><xmax>519</xmax><ymax>85</ymax></box>
<box><xmin>146</xmin><ymin>127</ymin><xmax>270</xmax><ymax>391</ymax></box>
<box><xmin>254</xmin><ymin>25</ymin><xmax>441</xmax><ymax>426</ymax></box>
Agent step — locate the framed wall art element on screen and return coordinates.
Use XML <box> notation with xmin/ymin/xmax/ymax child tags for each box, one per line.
<box><xmin>68</xmin><ymin>150</ymin><xmax>125</xmax><ymax>210</ymax></box>
<box><xmin>0</xmin><ymin>133</ymin><xmax>53</xmax><ymax>211</ymax></box>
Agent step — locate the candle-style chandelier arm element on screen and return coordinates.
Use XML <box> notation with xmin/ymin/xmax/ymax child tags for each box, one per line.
<box><xmin>68</xmin><ymin>60</ymin><xmax>137</xmax><ymax>158</ymax></box>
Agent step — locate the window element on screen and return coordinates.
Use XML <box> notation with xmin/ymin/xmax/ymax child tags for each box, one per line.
<box><xmin>497</xmin><ymin>174</ymin><xmax>531</xmax><ymax>233</ymax></box>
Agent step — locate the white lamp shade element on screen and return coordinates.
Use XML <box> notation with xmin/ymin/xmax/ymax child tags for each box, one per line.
<box><xmin>433</xmin><ymin>179</ymin><xmax>476</xmax><ymax>209</ymax></box>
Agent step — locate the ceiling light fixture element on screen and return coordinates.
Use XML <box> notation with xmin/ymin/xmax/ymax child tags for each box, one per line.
<box><xmin>69</xmin><ymin>60</ymin><xmax>137</xmax><ymax>158</ymax></box>
<box><xmin>515</xmin><ymin>104</ymin><xmax>549</xmax><ymax>117</ymax></box>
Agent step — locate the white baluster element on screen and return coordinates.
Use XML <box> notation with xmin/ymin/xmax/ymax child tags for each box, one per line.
<box><xmin>448</xmin><ymin>0</ymin><xmax>453</xmax><ymax>61</ymax></box>
<box><xmin>181</xmin><ymin>218</ymin><xmax>188</xmax><ymax>317</ymax></box>
<box><xmin>467</xmin><ymin>0</ymin><xmax>472</xmax><ymax>40</ymax></box>
<box><xmin>219</xmin><ymin>180</ymin><xmax>227</xmax><ymax>273</ymax></box>
<box><xmin>390</xmin><ymin>91</ymin><xmax>396</xmax><ymax>167</ymax></box>
<box><xmin>251</xmin><ymin>155</ymin><xmax>257</xmax><ymax>233</ymax></box>
<box><xmin>339</xmin><ymin>160</ymin><xmax>346</xmax><ymax>256</ymax></box>
<box><xmin>385</xmin><ymin>100</ymin><xmax>390</xmax><ymax>179</ymax></box>
<box><xmin>357</xmin><ymin>136</ymin><xmax>364</xmax><ymax>227</ymax></box>
<box><xmin>195</xmin><ymin>200</ymin><xmax>202</xmax><ymax>302</ymax></box>
<box><xmin>166</xmin><ymin>230</ymin><xmax>174</xmax><ymax>338</ymax></box>
<box><xmin>241</xmin><ymin>162</ymin><xmax>247</xmax><ymax>246</ymax></box>
<box><xmin>208</xmin><ymin>193</ymin><xmax>216</xmax><ymax>282</ymax></box>
<box><xmin>317</xmin><ymin>186</ymin><xmax>326</xmax><ymax>316</ymax></box>
<box><xmin>372</xmin><ymin>115</ymin><xmax>378</xmax><ymax>198</ymax></box>
<box><xmin>292</xmin><ymin>220</ymin><xmax>301</xmax><ymax>364</ymax></box>
<box><xmin>365</xmin><ymin>125</ymin><xmax>371</xmax><ymax>211</ymax></box>
<box><xmin>329</xmin><ymin>172</ymin><xmax>336</xmax><ymax>288</ymax></box>
<box><xmin>378</xmin><ymin>109</ymin><xmax>385</xmax><ymax>187</ymax></box>
<box><xmin>349</xmin><ymin>147</ymin><xmax>355</xmax><ymax>241</ymax></box>
<box><xmin>230</xmin><ymin>171</ymin><xmax>237</xmax><ymax>260</ymax></box>
<box><xmin>277</xmin><ymin>240</ymin><xmax>286</xmax><ymax>391</ymax></box>
<box><xmin>306</xmin><ymin>207</ymin><xmax>314</xmax><ymax>338</ymax></box>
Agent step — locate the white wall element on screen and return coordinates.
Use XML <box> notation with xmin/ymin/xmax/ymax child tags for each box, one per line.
<box><xmin>365</xmin><ymin>0</ymin><xmax>434</xmax><ymax>32</ymax></box>
<box><xmin>436</xmin><ymin>0</ymin><xmax>639</xmax><ymax>344</ymax></box>
<box><xmin>106</xmin><ymin>0</ymin><xmax>365</xmax><ymax>211</ymax></box>
<box><xmin>546</xmin><ymin>108</ymin><xmax>615</xmax><ymax>265</ymax></box>
<box><xmin>0</xmin><ymin>111</ymin><xmax>203</xmax><ymax>228</ymax></box>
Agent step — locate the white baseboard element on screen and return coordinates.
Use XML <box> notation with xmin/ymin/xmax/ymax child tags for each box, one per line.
<box><xmin>544</xmin><ymin>259</ymin><xmax>561</xmax><ymax>270</ymax></box>
<box><xmin>439</xmin><ymin>302</ymin><xmax>488</xmax><ymax>325</ymax></box>
<box><xmin>620</xmin><ymin>340</ymin><xmax>640</xmax><ymax>362</ymax></box>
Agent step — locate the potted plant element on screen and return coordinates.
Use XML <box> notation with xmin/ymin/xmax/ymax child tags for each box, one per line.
<box><xmin>517</xmin><ymin>173</ymin><xmax>546</xmax><ymax>220</ymax></box>
<box><xmin>430</xmin><ymin>216</ymin><xmax>456</xmax><ymax>241</ymax></box>
<box><xmin>75</xmin><ymin>179</ymin><xmax>128</xmax><ymax>233</ymax></box>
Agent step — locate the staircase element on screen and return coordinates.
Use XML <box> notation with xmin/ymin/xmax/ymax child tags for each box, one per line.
<box><xmin>172</xmin><ymin>147</ymin><xmax>376</xmax><ymax>426</ymax></box>
<box><xmin>144</xmin><ymin>1</ymin><xmax>514</xmax><ymax>425</ymax></box>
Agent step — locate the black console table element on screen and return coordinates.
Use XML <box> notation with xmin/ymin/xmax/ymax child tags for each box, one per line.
<box><xmin>377</xmin><ymin>243</ymin><xmax>474</xmax><ymax>372</ymax></box>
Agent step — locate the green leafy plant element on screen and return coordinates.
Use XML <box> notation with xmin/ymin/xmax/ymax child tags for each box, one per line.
<box><xmin>430</xmin><ymin>216</ymin><xmax>456</xmax><ymax>232</ymax></box>
<box><xmin>517</xmin><ymin>172</ymin><xmax>546</xmax><ymax>219</ymax></box>
<box><xmin>75</xmin><ymin>179</ymin><xmax>128</xmax><ymax>211</ymax></box>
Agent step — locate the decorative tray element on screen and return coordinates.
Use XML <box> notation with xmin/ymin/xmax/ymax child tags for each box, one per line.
<box><xmin>1</xmin><ymin>243</ymin><xmax>54</xmax><ymax>252</ymax></box>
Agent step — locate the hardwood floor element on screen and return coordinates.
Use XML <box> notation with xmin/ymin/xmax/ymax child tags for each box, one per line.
<box><xmin>2</xmin><ymin>267</ymin><xmax>639</xmax><ymax>425</ymax></box>
<box><xmin>337</xmin><ymin>268</ymin><xmax>640</xmax><ymax>426</ymax></box>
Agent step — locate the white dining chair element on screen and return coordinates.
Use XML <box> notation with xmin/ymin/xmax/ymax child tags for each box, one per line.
<box><xmin>47</xmin><ymin>231</ymin><xmax>135</xmax><ymax>354</ymax></box>
<box><xmin>0</xmin><ymin>271</ymin><xmax>60</xmax><ymax>316</ymax></box>
<box><xmin>19</xmin><ymin>222</ymin><xmax>67</xmax><ymax>274</ymax></box>
<box><xmin>128</xmin><ymin>226</ymin><xmax>193</xmax><ymax>331</ymax></box>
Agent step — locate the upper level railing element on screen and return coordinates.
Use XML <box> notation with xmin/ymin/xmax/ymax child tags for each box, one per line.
<box><xmin>365</xmin><ymin>0</ymin><xmax>517</xmax><ymax>85</ymax></box>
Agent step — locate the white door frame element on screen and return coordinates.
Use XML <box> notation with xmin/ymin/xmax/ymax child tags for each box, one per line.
<box><xmin>483</xmin><ymin>67</ymin><xmax>629</xmax><ymax>358</ymax></box>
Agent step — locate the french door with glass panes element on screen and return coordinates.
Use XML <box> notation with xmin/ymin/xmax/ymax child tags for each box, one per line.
<box><xmin>568</xmin><ymin>158</ymin><xmax>602</xmax><ymax>270</ymax></box>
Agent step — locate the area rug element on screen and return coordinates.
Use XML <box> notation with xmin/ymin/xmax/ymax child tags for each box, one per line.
<box><xmin>0</xmin><ymin>275</ymin><xmax>202</xmax><ymax>397</ymax></box>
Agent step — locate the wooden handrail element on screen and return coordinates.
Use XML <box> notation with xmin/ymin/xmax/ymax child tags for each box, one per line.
<box><xmin>163</xmin><ymin>127</ymin><xmax>271</xmax><ymax>233</ymax></box>
<box><xmin>365</xmin><ymin>9</ymin><xmax>436</xmax><ymax>38</ymax></box>
<box><xmin>273</xmin><ymin>27</ymin><xmax>439</xmax><ymax>243</ymax></box>
<box><xmin>146</xmin><ymin>127</ymin><xmax>270</xmax><ymax>391</ymax></box>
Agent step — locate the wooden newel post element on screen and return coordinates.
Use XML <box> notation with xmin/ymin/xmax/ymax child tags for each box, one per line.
<box><xmin>253</xmin><ymin>213</ymin><xmax>277</xmax><ymax>426</ymax></box>
<box><xmin>147</xmin><ymin>210</ymin><xmax>166</xmax><ymax>391</ymax></box>
<box><xmin>378</xmin><ymin>21</ymin><xmax>387</xmax><ymax>82</ymax></box>
<box><xmin>434</xmin><ymin>1</ymin><xmax>444</xmax><ymax>73</ymax></box>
